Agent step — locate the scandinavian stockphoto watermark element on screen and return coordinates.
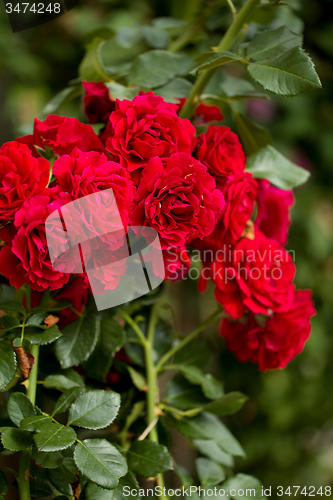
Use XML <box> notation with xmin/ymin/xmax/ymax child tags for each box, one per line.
<box><xmin>122</xmin><ymin>485</ymin><xmax>272</xmax><ymax>497</ymax></box>
<box><xmin>122</xmin><ymin>485</ymin><xmax>331</xmax><ymax>497</ymax></box>
<box><xmin>45</xmin><ymin>188</ymin><xmax>165</xmax><ymax>311</ymax></box>
<box><xmin>3</xmin><ymin>0</ymin><xmax>79</xmax><ymax>32</ymax></box>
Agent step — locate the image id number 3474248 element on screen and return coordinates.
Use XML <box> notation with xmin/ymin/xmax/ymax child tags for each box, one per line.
<box><xmin>277</xmin><ymin>486</ymin><xmax>331</xmax><ymax>496</ymax></box>
<box><xmin>5</xmin><ymin>2</ymin><xmax>61</xmax><ymax>13</ymax></box>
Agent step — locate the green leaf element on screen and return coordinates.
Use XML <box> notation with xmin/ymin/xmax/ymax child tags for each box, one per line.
<box><xmin>128</xmin><ymin>50</ymin><xmax>182</xmax><ymax>89</ymax></box>
<box><xmin>142</xmin><ymin>25</ymin><xmax>170</xmax><ymax>49</ymax></box>
<box><xmin>12</xmin><ymin>338</ymin><xmax>31</xmax><ymax>352</ymax></box>
<box><xmin>116</xmin><ymin>26</ymin><xmax>142</xmax><ymax>48</ymax></box>
<box><xmin>127</xmin><ymin>440</ymin><xmax>173</xmax><ymax>477</ymax></box>
<box><xmin>53</xmin><ymin>387</ymin><xmax>83</xmax><ymax>416</ymax></box>
<box><xmin>0</xmin><ymin>470</ymin><xmax>8</xmax><ymax>497</ymax></box>
<box><xmin>193</xmin><ymin>439</ymin><xmax>234</xmax><ymax>467</ymax></box>
<box><xmin>48</xmin><ymin>467</ymin><xmax>72</xmax><ymax>496</ymax></box>
<box><xmin>29</xmin><ymin>477</ymin><xmax>53</xmax><ymax>498</ymax></box>
<box><xmin>42</xmin><ymin>86</ymin><xmax>82</xmax><ymax>116</ymax></box>
<box><xmin>24</xmin><ymin>324</ymin><xmax>62</xmax><ymax>346</ymax></box>
<box><xmin>0</xmin><ymin>285</ymin><xmax>15</xmax><ymax>303</ymax></box>
<box><xmin>233</xmin><ymin>112</ymin><xmax>272</xmax><ymax>156</ymax></box>
<box><xmin>85</xmin><ymin>482</ymin><xmax>114</xmax><ymax>500</ymax></box>
<box><xmin>196</xmin><ymin>458</ymin><xmax>226</xmax><ymax>487</ymax></box>
<box><xmin>122</xmin><ymin>400</ymin><xmax>145</xmax><ymax>434</ymax></box>
<box><xmin>246</xmin><ymin>145</ymin><xmax>310</xmax><ymax>189</ymax></box>
<box><xmin>48</xmin><ymin>459</ymin><xmax>78</xmax><ymax>495</ymax></box>
<box><xmin>74</xmin><ymin>438</ymin><xmax>128</xmax><ymax>489</ymax></box>
<box><xmin>0</xmin><ymin>316</ymin><xmax>20</xmax><ymax>330</ymax></box>
<box><xmin>62</xmin><ymin>456</ymin><xmax>79</xmax><ymax>482</ymax></box>
<box><xmin>1</xmin><ymin>428</ymin><xmax>33</xmax><ymax>451</ymax></box>
<box><xmin>220</xmin><ymin>74</ymin><xmax>269</xmax><ymax>100</ymax></box>
<box><xmin>223</xmin><ymin>474</ymin><xmax>266</xmax><ymax>499</ymax></box>
<box><xmin>113</xmin><ymin>472</ymin><xmax>141</xmax><ymax>500</ymax></box>
<box><xmin>175</xmin><ymin>366</ymin><xmax>223</xmax><ymax>400</ymax></box>
<box><xmin>79</xmin><ymin>38</ymin><xmax>110</xmax><ymax>82</ymax></box>
<box><xmin>31</xmin><ymin>445</ymin><xmax>63</xmax><ymax>469</ymax></box>
<box><xmin>0</xmin><ymin>340</ymin><xmax>17</xmax><ymax>391</ymax></box>
<box><xmin>7</xmin><ymin>392</ymin><xmax>35</xmax><ymax>427</ymax></box>
<box><xmin>0</xmin><ymin>300</ymin><xmax>25</xmax><ymax>314</ymax></box>
<box><xmin>85</xmin><ymin>474</ymin><xmax>142</xmax><ymax>500</ymax></box>
<box><xmin>68</xmin><ymin>390</ymin><xmax>120</xmax><ymax>430</ymax></box>
<box><xmin>174</xmin><ymin>412</ymin><xmax>245</xmax><ymax>457</ymax></box>
<box><xmin>192</xmin><ymin>52</ymin><xmax>244</xmax><ymax>73</ymax></box>
<box><xmin>44</xmin><ymin>371</ymin><xmax>85</xmax><ymax>392</ymax></box>
<box><xmin>173</xmin><ymin>338</ymin><xmax>212</xmax><ymax>369</ymax></box>
<box><xmin>34</xmin><ymin>422</ymin><xmax>77</xmax><ymax>452</ymax></box>
<box><xmin>175</xmin><ymin>465</ymin><xmax>201</xmax><ymax>500</ymax></box>
<box><xmin>55</xmin><ymin>316</ymin><xmax>99</xmax><ymax>369</ymax></box>
<box><xmin>105</xmin><ymin>82</ymin><xmax>138</xmax><ymax>102</ymax></box>
<box><xmin>152</xmin><ymin>17</ymin><xmax>187</xmax><ymax>28</ymax></box>
<box><xmin>246</xmin><ymin>26</ymin><xmax>303</xmax><ymax>61</ymax></box>
<box><xmin>127</xmin><ymin>366</ymin><xmax>147</xmax><ymax>391</ymax></box>
<box><xmin>154</xmin><ymin>77</ymin><xmax>192</xmax><ymax>103</ymax></box>
<box><xmin>20</xmin><ymin>415</ymin><xmax>52</xmax><ymax>432</ymax></box>
<box><xmin>204</xmin><ymin>392</ymin><xmax>249</xmax><ymax>416</ymax></box>
<box><xmin>165</xmin><ymin>374</ymin><xmax>210</xmax><ymax>410</ymax></box>
<box><xmin>247</xmin><ymin>47</ymin><xmax>321</xmax><ymax>96</ymax></box>
<box><xmin>26</xmin><ymin>313</ymin><xmax>47</xmax><ymax>326</ymax></box>
<box><xmin>82</xmin><ymin>317</ymin><xmax>124</xmax><ymax>382</ymax></box>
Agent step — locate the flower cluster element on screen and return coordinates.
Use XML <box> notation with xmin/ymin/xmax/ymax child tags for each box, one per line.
<box><xmin>0</xmin><ymin>82</ymin><xmax>315</xmax><ymax>371</ymax></box>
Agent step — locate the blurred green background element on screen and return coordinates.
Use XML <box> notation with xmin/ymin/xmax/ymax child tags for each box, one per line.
<box><xmin>0</xmin><ymin>0</ymin><xmax>332</xmax><ymax>494</ymax></box>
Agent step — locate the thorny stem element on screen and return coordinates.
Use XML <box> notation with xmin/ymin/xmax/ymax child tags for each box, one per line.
<box><xmin>18</xmin><ymin>344</ymin><xmax>39</xmax><ymax>500</ymax></box>
<box><xmin>18</xmin><ymin>286</ymin><xmax>39</xmax><ymax>500</ymax></box>
<box><xmin>179</xmin><ymin>0</ymin><xmax>261</xmax><ymax>119</ymax></box>
<box><xmin>143</xmin><ymin>306</ymin><xmax>168</xmax><ymax>498</ymax></box>
<box><xmin>120</xmin><ymin>311</ymin><xmax>147</xmax><ymax>346</ymax></box>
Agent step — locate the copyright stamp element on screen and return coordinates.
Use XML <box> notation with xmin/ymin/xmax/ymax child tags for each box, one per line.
<box><xmin>121</xmin><ymin>485</ymin><xmax>332</xmax><ymax>497</ymax></box>
<box><xmin>3</xmin><ymin>0</ymin><xmax>79</xmax><ymax>32</ymax></box>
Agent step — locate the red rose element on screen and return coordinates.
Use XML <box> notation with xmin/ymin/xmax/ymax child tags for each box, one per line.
<box><xmin>105</xmin><ymin>91</ymin><xmax>196</xmax><ymax>174</ymax></box>
<box><xmin>193</xmin><ymin>172</ymin><xmax>257</xmax><ymax>254</ymax></box>
<box><xmin>83</xmin><ymin>81</ymin><xmax>115</xmax><ymax>124</ymax></box>
<box><xmin>0</xmin><ymin>188</ymin><xmax>73</xmax><ymax>291</ymax></box>
<box><xmin>177</xmin><ymin>99</ymin><xmax>224</xmax><ymax>124</ymax></box>
<box><xmin>55</xmin><ymin>276</ymin><xmax>90</xmax><ymax>328</ymax></box>
<box><xmin>220</xmin><ymin>290</ymin><xmax>316</xmax><ymax>370</ymax></box>
<box><xmin>195</xmin><ymin>125</ymin><xmax>246</xmax><ymax>183</ymax></box>
<box><xmin>255</xmin><ymin>179</ymin><xmax>294</xmax><ymax>245</ymax></box>
<box><xmin>0</xmin><ymin>141</ymin><xmax>49</xmax><ymax>222</ymax></box>
<box><xmin>130</xmin><ymin>153</ymin><xmax>225</xmax><ymax>250</ymax></box>
<box><xmin>212</xmin><ymin>229</ymin><xmax>295</xmax><ymax>319</ymax></box>
<box><xmin>52</xmin><ymin>148</ymin><xmax>134</xmax><ymax>227</ymax></box>
<box><xmin>17</xmin><ymin>115</ymin><xmax>104</xmax><ymax>157</ymax></box>
<box><xmin>195</xmin><ymin>103</ymin><xmax>224</xmax><ymax>124</ymax></box>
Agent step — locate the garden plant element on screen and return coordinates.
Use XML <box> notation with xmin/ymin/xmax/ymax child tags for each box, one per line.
<box><xmin>0</xmin><ymin>0</ymin><xmax>322</xmax><ymax>498</ymax></box>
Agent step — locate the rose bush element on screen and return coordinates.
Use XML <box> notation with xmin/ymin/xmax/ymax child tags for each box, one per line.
<box><xmin>0</xmin><ymin>3</ymin><xmax>321</xmax><ymax>498</ymax></box>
